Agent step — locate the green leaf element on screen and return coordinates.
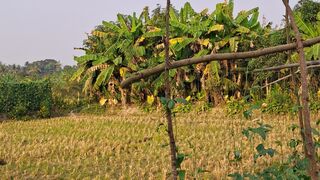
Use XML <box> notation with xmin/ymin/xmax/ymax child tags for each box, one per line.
<box><xmin>256</xmin><ymin>144</ymin><xmax>265</xmax><ymax>153</ymax></box>
<box><xmin>113</xmin><ymin>56</ymin><xmax>122</xmax><ymax>66</ymax></box>
<box><xmin>288</xmin><ymin>139</ymin><xmax>300</xmax><ymax>149</ymax></box>
<box><xmin>74</xmin><ymin>54</ymin><xmax>98</xmax><ymax>64</ymax></box>
<box><xmin>233</xmin><ymin>150</ymin><xmax>242</xmax><ymax>161</ymax></box>
<box><xmin>294</xmin><ymin>12</ymin><xmax>316</xmax><ymax>37</ymax></box>
<box><xmin>170</xmin><ymin>7</ymin><xmax>178</xmax><ymax>22</ymax></box>
<box><xmin>93</xmin><ymin>65</ymin><xmax>114</xmax><ymax>89</ymax></box>
<box><xmin>312</xmin><ymin>44</ymin><xmax>320</xmax><ymax>60</ymax></box>
<box><xmin>234</xmin><ymin>7</ymin><xmax>259</xmax><ymax>25</ymax></box>
<box><xmin>171</xmin><ymin>38</ymin><xmax>195</xmax><ymax>53</ymax></box>
<box><xmin>208</xmin><ymin>24</ymin><xmax>224</xmax><ymax>33</ymax></box>
<box><xmin>167</xmin><ymin>99</ymin><xmax>175</xmax><ymax>110</ymax></box>
<box><xmin>143</xmin><ymin>30</ymin><xmax>164</xmax><ymax>38</ymax></box>
<box><xmin>235</xmin><ymin>26</ymin><xmax>250</xmax><ymax>34</ymax></box>
<box><xmin>102</xmin><ymin>21</ymin><xmax>121</xmax><ymax>33</ymax></box>
<box><xmin>160</xmin><ymin>97</ymin><xmax>168</xmax><ymax>106</ymax></box>
<box><xmin>175</xmin><ymin>98</ymin><xmax>187</xmax><ymax>104</ymax></box>
<box><xmin>169</xmin><ymin>69</ymin><xmax>177</xmax><ymax>77</ymax></box>
<box><xmin>242</xmin><ymin>129</ymin><xmax>250</xmax><ymax>139</ymax></box>
<box><xmin>229</xmin><ymin>37</ymin><xmax>238</xmax><ymax>52</ymax></box>
<box><xmin>92</xmin><ymin>56</ymin><xmax>110</xmax><ymax>66</ymax></box>
<box><xmin>267</xmin><ymin>148</ymin><xmax>275</xmax><ymax>157</ymax></box>
<box><xmin>243</xmin><ymin>110</ymin><xmax>251</xmax><ymax>119</ymax></box>
<box><xmin>117</xmin><ymin>14</ymin><xmax>129</xmax><ymax>32</ymax></box>
<box><xmin>133</xmin><ymin>46</ymin><xmax>146</xmax><ymax>57</ymax></box>
<box><xmin>70</xmin><ymin>66</ymin><xmax>86</xmax><ymax>81</ymax></box>
<box><xmin>178</xmin><ymin>170</ymin><xmax>186</xmax><ymax>180</ymax></box>
<box><xmin>176</xmin><ymin>153</ymin><xmax>186</xmax><ymax>168</ymax></box>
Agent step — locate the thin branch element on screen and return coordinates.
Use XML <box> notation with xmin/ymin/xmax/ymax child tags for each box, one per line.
<box><xmin>121</xmin><ymin>36</ymin><xmax>320</xmax><ymax>88</ymax></box>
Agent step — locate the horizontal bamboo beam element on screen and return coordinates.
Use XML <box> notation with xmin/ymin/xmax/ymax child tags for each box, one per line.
<box><xmin>253</xmin><ymin>60</ymin><xmax>320</xmax><ymax>72</ymax></box>
<box><xmin>121</xmin><ymin>36</ymin><xmax>320</xmax><ymax>88</ymax></box>
<box><xmin>262</xmin><ymin>64</ymin><xmax>320</xmax><ymax>88</ymax></box>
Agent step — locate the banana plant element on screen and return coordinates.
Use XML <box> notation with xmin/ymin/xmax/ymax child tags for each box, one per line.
<box><xmin>293</xmin><ymin>12</ymin><xmax>320</xmax><ymax>61</ymax></box>
<box><xmin>72</xmin><ymin>13</ymin><xmax>148</xmax><ymax>105</ymax></box>
<box><xmin>72</xmin><ymin>1</ymin><xmax>264</xmax><ymax>106</ymax></box>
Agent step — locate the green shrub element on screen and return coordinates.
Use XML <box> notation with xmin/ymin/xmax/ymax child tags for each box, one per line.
<box><xmin>264</xmin><ymin>85</ymin><xmax>293</xmax><ymax>114</ymax></box>
<box><xmin>0</xmin><ymin>79</ymin><xmax>52</xmax><ymax>119</ymax></box>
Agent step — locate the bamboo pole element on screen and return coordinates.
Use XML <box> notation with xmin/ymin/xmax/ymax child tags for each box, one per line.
<box><xmin>282</xmin><ymin>0</ymin><xmax>318</xmax><ymax>178</ymax></box>
<box><xmin>164</xmin><ymin>0</ymin><xmax>178</xmax><ymax>179</ymax></box>
<box><xmin>253</xmin><ymin>60</ymin><xmax>320</xmax><ymax>72</ymax></box>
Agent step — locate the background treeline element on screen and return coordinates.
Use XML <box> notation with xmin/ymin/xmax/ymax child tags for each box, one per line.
<box><xmin>0</xmin><ymin>0</ymin><xmax>319</xmax><ymax>119</ymax></box>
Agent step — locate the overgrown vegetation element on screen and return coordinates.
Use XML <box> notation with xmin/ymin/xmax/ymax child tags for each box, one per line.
<box><xmin>0</xmin><ymin>0</ymin><xmax>320</xmax><ymax>178</ymax></box>
<box><xmin>0</xmin><ymin>79</ymin><xmax>52</xmax><ymax>119</ymax></box>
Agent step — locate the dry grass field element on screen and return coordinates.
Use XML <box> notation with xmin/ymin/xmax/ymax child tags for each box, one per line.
<box><xmin>0</xmin><ymin>108</ymin><xmax>319</xmax><ymax>179</ymax></box>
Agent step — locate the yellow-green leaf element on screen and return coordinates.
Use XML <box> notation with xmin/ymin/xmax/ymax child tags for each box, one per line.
<box><xmin>208</xmin><ymin>24</ymin><xmax>224</xmax><ymax>33</ymax></box>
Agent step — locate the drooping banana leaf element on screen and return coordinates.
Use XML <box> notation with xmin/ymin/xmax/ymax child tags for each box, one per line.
<box><xmin>170</xmin><ymin>7</ymin><xmax>178</xmax><ymax>22</ymax></box>
<box><xmin>102</xmin><ymin>21</ymin><xmax>121</xmax><ymax>33</ymax></box>
<box><xmin>74</xmin><ymin>54</ymin><xmax>98</xmax><ymax>64</ymax></box>
<box><xmin>171</xmin><ymin>38</ymin><xmax>195</xmax><ymax>53</ymax></box>
<box><xmin>117</xmin><ymin>14</ymin><xmax>129</xmax><ymax>33</ymax></box>
<box><xmin>312</xmin><ymin>44</ymin><xmax>320</xmax><ymax>60</ymax></box>
<box><xmin>70</xmin><ymin>66</ymin><xmax>87</xmax><ymax>81</ymax></box>
<box><xmin>143</xmin><ymin>30</ymin><xmax>164</xmax><ymax>38</ymax></box>
<box><xmin>294</xmin><ymin>13</ymin><xmax>316</xmax><ymax>37</ymax></box>
<box><xmin>94</xmin><ymin>65</ymin><xmax>115</xmax><ymax>89</ymax></box>
<box><xmin>92</xmin><ymin>56</ymin><xmax>110</xmax><ymax>66</ymax></box>
<box><xmin>234</xmin><ymin>8</ymin><xmax>259</xmax><ymax>25</ymax></box>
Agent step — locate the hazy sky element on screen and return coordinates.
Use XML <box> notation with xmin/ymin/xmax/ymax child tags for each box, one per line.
<box><xmin>0</xmin><ymin>0</ymin><xmax>299</xmax><ymax>66</ymax></box>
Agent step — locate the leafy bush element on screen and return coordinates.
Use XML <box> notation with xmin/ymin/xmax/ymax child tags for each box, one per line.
<box><xmin>264</xmin><ymin>85</ymin><xmax>293</xmax><ymax>114</ymax></box>
<box><xmin>0</xmin><ymin>79</ymin><xmax>52</xmax><ymax>119</ymax></box>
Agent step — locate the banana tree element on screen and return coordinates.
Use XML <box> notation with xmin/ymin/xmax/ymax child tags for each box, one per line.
<box><xmin>73</xmin><ymin>1</ymin><xmax>264</xmax><ymax>107</ymax></box>
<box><xmin>206</xmin><ymin>0</ymin><xmax>262</xmax><ymax>101</ymax></box>
<box><xmin>293</xmin><ymin>12</ymin><xmax>320</xmax><ymax>91</ymax></box>
<box><xmin>72</xmin><ymin>13</ymin><xmax>148</xmax><ymax>105</ymax></box>
<box><xmin>293</xmin><ymin>12</ymin><xmax>320</xmax><ymax>61</ymax></box>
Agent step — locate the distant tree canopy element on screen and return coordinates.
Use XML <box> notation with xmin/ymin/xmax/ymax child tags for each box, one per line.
<box><xmin>294</xmin><ymin>0</ymin><xmax>320</xmax><ymax>23</ymax></box>
<box><xmin>0</xmin><ymin>59</ymin><xmax>63</xmax><ymax>78</ymax></box>
<box><xmin>24</xmin><ymin>59</ymin><xmax>62</xmax><ymax>76</ymax></box>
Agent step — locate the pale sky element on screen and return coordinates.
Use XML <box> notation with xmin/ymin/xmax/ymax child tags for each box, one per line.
<box><xmin>0</xmin><ymin>0</ymin><xmax>299</xmax><ymax>66</ymax></box>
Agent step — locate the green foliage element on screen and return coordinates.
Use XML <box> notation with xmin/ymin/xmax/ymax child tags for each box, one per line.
<box><xmin>264</xmin><ymin>85</ymin><xmax>293</xmax><ymax>114</ymax></box>
<box><xmin>73</xmin><ymin>1</ymin><xmax>264</xmax><ymax>107</ymax></box>
<box><xmin>50</xmin><ymin>66</ymin><xmax>88</xmax><ymax>115</ymax></box>
<box><xmin>242</xmin><ymin>123</ymin><xmax>272</xmax><ymax>140</ymax></box>
<box><xmin>0</xmin><ymin>79</ymin><xmax>52</xmax><ymax>119</ymax></box>
<box><xmin>226</xmin><ymin>96</ymin><xmax>247</xmax><ymax>117</ymax></box>
<box><xmin>230</xmin><ymin>119</ymin><xmax>311</xmax><ymax>179</ymax></box>
<box><xmin>294</xmin><ymin>0</ymin><xmax>320</xmax><ymax>23</ymax></box>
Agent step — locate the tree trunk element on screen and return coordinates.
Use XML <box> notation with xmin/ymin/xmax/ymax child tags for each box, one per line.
<box><xmin>120</xmin><ymin>87</ymin><xmax>131</xmax><ymax>106</ymax></box>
